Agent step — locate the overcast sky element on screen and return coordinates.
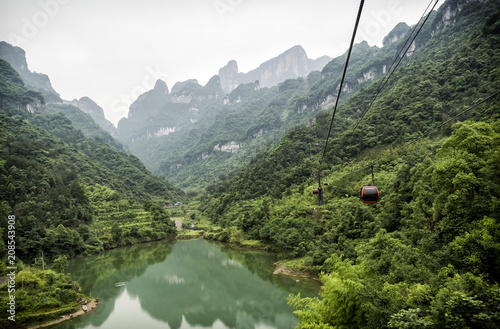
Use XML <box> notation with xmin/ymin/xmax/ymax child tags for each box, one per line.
<box><xmin>0</xmin><ymin>0</ymin><xmax>441</xmax><ymax>126</ymax></box>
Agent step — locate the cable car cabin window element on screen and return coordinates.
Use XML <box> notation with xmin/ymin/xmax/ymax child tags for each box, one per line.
<box><xmin>360</xmin><ymin>186</ymin><xmax>379</xmax><ymax>204</ymax></box>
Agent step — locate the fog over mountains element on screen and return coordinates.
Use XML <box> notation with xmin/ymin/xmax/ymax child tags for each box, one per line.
<box><xmin>0</xmin><ymin>0</ymin><xmax>483</xmax><ymax>192</ymax></box>
<box><xmin>218</xmin><ymin>45</ymin><xmax>331</xmax><ymax>93</ymax></box>
<box><xmin>0</xmin><ymin>41</ymin><xmax>329</xmax><ymax>127</ymax></box>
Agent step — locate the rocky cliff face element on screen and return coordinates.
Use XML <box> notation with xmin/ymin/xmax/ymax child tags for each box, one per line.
<box><xmin>213</xmin><ymin>141</ymin><xmax>242</xmax><ymax>153</ymax></box>
<box><xmin>241</xmin><ymin>45</ymin><xmax>310</xmax><ymax>87</ymax></box>
<box><xmin>218</xmin><ymin>46</ymin><xmax>331</xmax><ymax>94</ymax></box>
<box><xmin>438</xmin><ymin>0</ymin><xmax>469</xmax><ymax>27</ymax></box>
<box><xmin>383</xmin><ymin>22</ymin><xmax>410</xmax><ymax>46</ymax></box>
<box><xmin>218</xmin><ymin>60</ymin><xmax>239</xmax><ymax>94</ymax></box>
<box><xmin>117</xmin><ymin>78</ymin><xmax>215</xmax><ymax>144</ymax></box>
<box><xmin>0</xmin><ymin>41</ymin><xmax>119</xmax><ymax>136</ymax></box>
<box><xmin>119</xmin><ymin>45</ymin><xmax>330</xmax><ymax>144</ymax></box>
<box><xmin>0</xmin><ymin>41</ymin><xmax>60</xmax><ymax>102</ymax></box>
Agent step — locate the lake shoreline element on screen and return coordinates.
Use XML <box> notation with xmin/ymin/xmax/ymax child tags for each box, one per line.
<box><xmin>27</xmin><ymin>298</ymin><xmax>98</xmax><ymax>329</ymax></box>
<box><xmin>24</xmin><ymin>235</ymin><xmax>316</xmax><ymax>329</ymax></box>
<box><xmin>76</xmin><ymin>234</ymin><xmax>320</xmax><ymax>285</ymax></box>
<box><xmin>273</xmin><ymin>261</ymin><xmax>320</xmax><ymax>281</ymax></box>
<box><xmin>200</xmin><ymin>236</ymin><xmax>321</xmax><ymax>282</ymax></box>
<box><xmin>34</xmin><ymin>238</ymin><xmax>319</xmax><ymax>328</ymax></box>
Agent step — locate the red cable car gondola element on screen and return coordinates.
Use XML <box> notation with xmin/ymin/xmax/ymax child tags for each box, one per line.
<box><xmin>360</xmin><ymin>185</ymin><xmax>379</xmax><ymax>204</ymax></box>
<box><xmin>323</xmin><ymin>181</ymin><xmax>329</xmax><ymax>186</ymax></box>
<box><xmin>360</xmin><ymin>165</ymin><xmax>380</xmax><ymax>204</ymax></box>
<box><xmin>312</xmin><ymin>188</ymin><xmax>319</xmax><ymax>195</ymax></box>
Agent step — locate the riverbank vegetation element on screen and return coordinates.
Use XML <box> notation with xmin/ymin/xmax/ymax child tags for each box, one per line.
<box><xmin>0</xmin><ymin>60</ymin><xmax>181</xmax><ymax>324</ymax></box>
<box><xmin>0</xmin><ymin>0</ymin><xmax>499</xmax><ymax>327</ymax></box>
<box><xmin>0</xmin><ymin>264</ymin><xmax>93</xmax><ymax>328</ymax></box>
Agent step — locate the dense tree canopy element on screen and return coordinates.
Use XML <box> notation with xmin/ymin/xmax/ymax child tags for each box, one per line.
<box><xmin>0</xmin><ymin>0</ymin><xmax>499</xmax><ymax>327</ymax></box>
<box><xmin>199</xmin><ymin>2</ymin><xmax>500</xmax><ymax>327</ymax></box>
<box><xmin>0</xmin><ymin>56</ymin><xmax>182</xmax><ymax>265</ymax></box>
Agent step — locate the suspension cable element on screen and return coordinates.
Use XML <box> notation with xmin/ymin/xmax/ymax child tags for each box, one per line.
<box><xmin>347</xmin><ymin>0</ymin><xmax>440</xmax><ymax>138</ymax></box>
<box><xmin>317</xmin><ymin>0</ymin><xmax>365</xmax><ymax>200</ymax></box>
<box><xmin>340</xmin><ymin>90</ymin><xmax>500</xmax><ymax>179</ymax></box>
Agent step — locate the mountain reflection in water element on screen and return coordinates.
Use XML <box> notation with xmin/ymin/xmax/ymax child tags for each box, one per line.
<box><xmin>53</xmin><ymin>238</ymin><xmax>318</xmax><ymax>329</ymax></box>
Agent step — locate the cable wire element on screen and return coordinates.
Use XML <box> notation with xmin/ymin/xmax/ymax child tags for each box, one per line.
<box><xmin>340</xmin><ymin>90</ymin><xmax>500</xmax><ymax>178</ymax></box>
<box><xmin>317</xmin><ymin>0</ymin><xmax>365</xmax><ymax>187</ymax></box>
<box><xmin>347</xmin><ymin>0</ymin><xmax>440</xmax><ymax>137</ymax></box>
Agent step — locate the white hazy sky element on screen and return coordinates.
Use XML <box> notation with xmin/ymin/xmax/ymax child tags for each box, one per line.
<box><xmin>0</xmin><ymin>0</ymin><xmax>441</xmax><ymax>126</ymax></box>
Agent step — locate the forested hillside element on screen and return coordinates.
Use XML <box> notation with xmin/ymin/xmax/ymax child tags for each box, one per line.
<box><xmin>0</xmin><ymin>41</ymin><xmax>121</xmax><ymax>151</ymax></box>
<box><xmin>200</xmin><ymin>0</ymin><xmax>500</xmax><ymax>327</ymax></box>
<box><xmin>115</xmin><ymin>0</ymin><xmax>499</xmax><ymax>199</ymax></box>
<box><xmin>0</xmin><ymin>58</ymin><xmax>183</xmax><ymax>269</ymax></box>
<box><xmin>0</xmin><ymin>0</ymin><xmax>499</xmax><ymax>327</ymax></box>
<box><xmin>119</xmin><ymin>31</ymin><xmax>413</xmax><ymax>191</ymax></box>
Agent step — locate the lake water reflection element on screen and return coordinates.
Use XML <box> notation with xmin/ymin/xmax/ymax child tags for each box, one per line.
<box><xmin>53</xmin><ymin>238</ymin><xmax>318</xmax><ymax>329</ymax></box>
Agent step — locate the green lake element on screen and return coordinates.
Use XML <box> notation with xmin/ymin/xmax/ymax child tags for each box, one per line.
<box><xmin>52</xmin><ymin>238</ymin><xmax>319</xmax><ymax>329</ymax></box>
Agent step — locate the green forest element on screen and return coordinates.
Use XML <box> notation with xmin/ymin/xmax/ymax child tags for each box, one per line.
<box><xmin>197</xmin><ymin>1</ymin><xmax>500</xmax><ymax>328</ymax></box>
<box><xmin>0</xmin><ymin>56</ymin><xmax>182</xmax><ymax>326</ymax></box>
<box><xmin>0</xmin><ymin>0</ymin><xmax>499</xmax><ymax>327</ymax></box>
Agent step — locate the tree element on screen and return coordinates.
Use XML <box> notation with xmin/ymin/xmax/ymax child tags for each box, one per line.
<box><xmin>432</xmin><ymin>121</ymin><xmax>498</xmax><ymax>242</ymax></box>
<box><xmin>52</xmin><ymin>255</ymin><xmax>68</xmax><ymax>273</ymax></box>
<box><xmin>450</xmin><ymin>216</ymin><xmax>500</xmax><ymax>281</ymax></box>
<box><xmin>111</xmin><ymin>222</ymin><xmax>122</xmax><ymax>241</ymax></box>
<box><xmin>289</xmin><ymin>255</ymin><xmax>374</xmax><ymax>328</ymax></box>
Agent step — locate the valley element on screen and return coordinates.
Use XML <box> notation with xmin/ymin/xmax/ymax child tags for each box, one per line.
<box><xmin>0</xmin><ymin>0</ymin><xmax>500</xmax><ymax>327</ymax></box>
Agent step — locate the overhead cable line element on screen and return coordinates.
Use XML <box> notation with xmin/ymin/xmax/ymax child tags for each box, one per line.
<box><xmin>340</xmin><ymin>90</ymin><xmax>500</xmax><ymax>178</ymax></box>
<box><xmin>348</xmin><ymin>0</ymin><xmax>440</xmax><ymax>137</ymax></box>
<box><xmin>315</xmin><ymin>0</ymin><xmax>438</xmax><ymax>205</ymax></box>
<box><xmin>389</xmin><ymin>0</ymin><xmax>436</xmax><ymax>67</ymax></box>
<box><xmin>315</xmin><ymin>0</ymin><xmax>365</xmax><ymax>206</ymax></box>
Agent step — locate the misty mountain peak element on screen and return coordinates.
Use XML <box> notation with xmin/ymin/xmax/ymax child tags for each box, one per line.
<box><xmin>0</xmin><ymin>41</ymin><xmax>60</xmax><ymax>101</ymax></box>
<box><xmin>383</xmin><ymin>22</ymin><xmax>410</xmax><ymax>46</ymax></box>
<box><xmin>171</xmin><ymin>79</ymin><xmax>199</xmax><ymax>95</ymax></box>
<box><xmin>225</xmin><ymin>60</ymin><xmax>238</xmax><ymax>70</ymax></box>
<box><xmin>218</xmin><ymin>60</ymin><xmax>239</xmax><ymax>94</ymax></box>
<box><xmin>0</xmin><ymin>41</ymin><xmax>28</xmax><ymax>71</ymax></box>
<box><xmin>68</xmin><ymin>96</ymin><xmax>118</xmax><ymax>136</ymax></box>
<box><xmin>128</xmin><ymin>80</ymin><xmax>171</xmax><ymax>118</ymax></box>
<box><xmin>217</xmin><ymin>46</ymin><xmax>331</xmax><ymax>94</ymax></box>
<box><xmin>283</xmin><ymin>45</ymin><xmax>307</xmax><ymax>56</ymax></box>
<box><xmin>154</xmin><ymin>79</ymin><xmax>169</xmax><ymax>94</ymax></box>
